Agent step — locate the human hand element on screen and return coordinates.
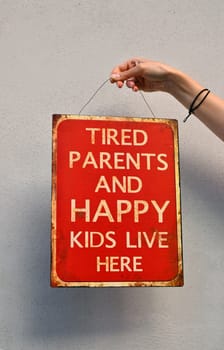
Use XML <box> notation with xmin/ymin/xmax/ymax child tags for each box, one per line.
<box><xmin>110</xmin><ymin>57</ymin><xmax>173</xmax><ymax>93</ymax></box>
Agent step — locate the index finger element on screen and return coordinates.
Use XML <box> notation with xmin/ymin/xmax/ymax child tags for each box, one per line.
<box><xmin>111</xmin><ymin>59</ymin><xmax>137</xmax><ymax>75</ymax></box>
<box><xmin>110</xmin><ymin>59</ymin><xmax>138</xmax><ymax>87</ymax></box>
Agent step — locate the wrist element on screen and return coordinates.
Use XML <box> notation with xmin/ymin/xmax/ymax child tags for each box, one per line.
<box><xmin>165</xmin><ymin>68</ymin><xmax>186</xmax><ymax>95</ymax></box>
<box><xmin>166</xmin><ymin>67</ymin><xmax>203</xmax><ymax>96</ymax></box>
<box><xmin>165</xmin><ymin>68</ymin><xmax>205</xmax><ymax>111</ymax></box>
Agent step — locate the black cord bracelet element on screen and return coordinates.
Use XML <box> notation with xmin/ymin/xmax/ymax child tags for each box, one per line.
<box><xmin>183</xmin><ymin>88</ymin><xmax>210</xmax><ymax>122</ymax></box>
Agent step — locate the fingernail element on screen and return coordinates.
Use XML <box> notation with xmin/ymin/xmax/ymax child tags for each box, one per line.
<box><xmin>126</xmin><ymin>80</ymin><xmax>134</xmax><ymax>88</ymax></box>
<box><xmin>110</xmin><ymin>73</ymin><xmax>121</xmax><ymax>81</ymax></box>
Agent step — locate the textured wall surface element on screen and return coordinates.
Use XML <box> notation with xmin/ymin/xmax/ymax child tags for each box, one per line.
<box><xmin>0</xmin><ymin>1</ymin><xmax>223</xmax><ymax>349</ymax></box>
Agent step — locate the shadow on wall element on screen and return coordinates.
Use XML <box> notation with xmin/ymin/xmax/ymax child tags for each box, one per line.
<box><xmin>180</xmin><ymin>152</ymin><xmax>224</xmax><ymax>231</ymax></box>
<box><xmin>23</xmin><ymin>151</ymin><xmax>223</xmax><ymax>341</ymax></box>
<box><xmin>25</xmin><ymin>201</ymin><xmax>124</xmax><ymax>339</ymax></box>
<box><xmin>23</xmin><ymin>185</ymin><xmax>156</xmax><ymax>341</ymax></box>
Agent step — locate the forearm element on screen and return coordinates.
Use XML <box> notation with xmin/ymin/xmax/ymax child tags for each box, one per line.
<box><xmin>167</xmin><ymin>68</ymin><xmax>224</xmax><ymax>141</ymax></box>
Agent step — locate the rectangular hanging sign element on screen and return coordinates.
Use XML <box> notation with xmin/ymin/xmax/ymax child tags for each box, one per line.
<box><xmin>51</xmin><ymin>115</ymin><xmax>183</xmax><ymax>287</ymax></box>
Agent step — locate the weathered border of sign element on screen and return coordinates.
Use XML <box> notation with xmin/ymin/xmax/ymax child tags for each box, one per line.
<box><xmin>51</xmin><ymin>115</ymin><xmax>183</xmax><ymax>287</ymax></box>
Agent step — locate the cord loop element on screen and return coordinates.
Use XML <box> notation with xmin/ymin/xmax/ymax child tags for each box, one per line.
<box><xmin>183</xmin><ymin>88</ymin><xmax>210</xmax><ymax>122</ymax></box>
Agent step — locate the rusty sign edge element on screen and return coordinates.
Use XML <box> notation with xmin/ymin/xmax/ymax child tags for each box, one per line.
<box><xmin>51</xmin><ymin>114</ymin><xmax>183</xmax><ymax>288</ymax></box>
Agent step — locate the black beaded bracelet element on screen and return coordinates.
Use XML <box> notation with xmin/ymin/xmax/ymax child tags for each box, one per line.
<box><xmin>183</xmin><ymin>88</ymin><xmax>210</xmax><ymax>122</ymax></box>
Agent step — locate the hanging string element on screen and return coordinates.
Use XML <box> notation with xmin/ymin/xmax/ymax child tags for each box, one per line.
<box><xmin>78</xmin><ymin>78</ymin><xmax>110</xmax><ymax>115</ymax></box>
<box><xmin>78</xmin><ymin>78</ymin><xmax>156</xmax><ymax>117</ymax></box>
<box><xmin>139</xmin><ymin>91</ymin><xmax>156</xmax><ymax>118</ymax></box>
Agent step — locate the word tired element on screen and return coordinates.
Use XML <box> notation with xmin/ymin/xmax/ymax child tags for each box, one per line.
<box><xmin>85</xmin><ymin>127</ymin><xmax>148</xmax><ymax>146</ymax></box>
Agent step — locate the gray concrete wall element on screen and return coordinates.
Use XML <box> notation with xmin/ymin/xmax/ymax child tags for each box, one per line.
<box><xmin>0</xmin><ymin>1</ymin><xmax>223</xmax><ymax>349</ymax></box>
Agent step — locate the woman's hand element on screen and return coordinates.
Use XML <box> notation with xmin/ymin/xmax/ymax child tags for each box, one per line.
<box><xmin>110</xmin><ymin>57</ymin><xmax>173</xmax><ymax>93</ymax></box>
<box><xmin>110</xmin><ymin>57</ymin><xmax>224</xmax><ymax>140</ymax></box>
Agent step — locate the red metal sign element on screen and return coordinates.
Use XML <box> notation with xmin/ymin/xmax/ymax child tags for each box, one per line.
<box><xmin>51</xmin><ymin>115</ymin><xmax>183</xmax><ymax>287</ymax></box>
